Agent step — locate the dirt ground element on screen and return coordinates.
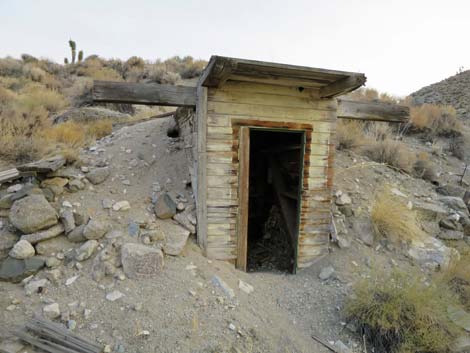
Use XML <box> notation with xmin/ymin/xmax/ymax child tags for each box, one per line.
<box><xmin>1</xmin><ymin>118</ymin><xmax>470</xmax><ymax>353</ymax></box>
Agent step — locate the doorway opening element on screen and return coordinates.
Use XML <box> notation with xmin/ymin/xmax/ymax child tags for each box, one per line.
<box><xmin>242</xmin><ymin>128</ymin><xmax>304</xmax><ymax>273</ymax></box>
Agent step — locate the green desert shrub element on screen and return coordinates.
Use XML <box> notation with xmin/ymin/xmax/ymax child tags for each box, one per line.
<box><xmin>345</xmin><ymin>269</ymin><xmax>459</xmax><ymax>353</ymax></box>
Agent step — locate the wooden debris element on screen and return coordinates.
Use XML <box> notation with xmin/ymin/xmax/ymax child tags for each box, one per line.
<box><xmin>0</xmin><ymin>168</ymin><xmax>20</xmax><ymax>184</ymax></box>
<box><xmin>14</xmin><ymin>316</ymin><xmax>102</xmax><ymax>353</ymax></box>
<box><xmin>311</xmin><ymin>333</ymin><xmax>338</xmax><ymax>352</ymax></box>
<box><xmin>0</xmin><ymin>168</ymin><xmax>37</xmax><ymax>185</ymax></box>
<box><xmin>18</xmin><ymin>156</ymin><xmax>66</xmax><ymax>173</ymax></box>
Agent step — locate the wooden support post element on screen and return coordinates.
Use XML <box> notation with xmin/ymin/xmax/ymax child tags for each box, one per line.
<box><xmin>236</xmin><ymin>127</ymin><xmax>250</xmax><ymax>271</ymax></box>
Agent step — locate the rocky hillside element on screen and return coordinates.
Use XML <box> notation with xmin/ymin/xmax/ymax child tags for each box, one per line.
<box><xmin>411</xmin><ymin>70</ymin><xmax>470</xmax><ymax>119</ymax></box>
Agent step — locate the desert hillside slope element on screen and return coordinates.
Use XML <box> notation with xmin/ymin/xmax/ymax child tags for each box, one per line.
<box><xmin>411</xmin><ymin>70</ymin><xmax>470</xmax><ymax>119</ymax></box>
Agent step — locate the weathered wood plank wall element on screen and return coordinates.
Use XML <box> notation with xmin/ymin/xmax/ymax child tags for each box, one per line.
<box><xmin>200</xmin><ymin>80</ymin><xmax>337</xmax><ymax>268</ymax></box>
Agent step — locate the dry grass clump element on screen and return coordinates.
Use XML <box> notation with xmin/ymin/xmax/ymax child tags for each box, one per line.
<box><xmin>410</xmin><ymin>104</ymin><xmax>461</xmax><ymax>135</ymax></box>
<box><xmin>345</xmin><ymin>269</ymin><xmax>459</xmax><ymax>353</ymax></box>
<box><xmin>43</xmin><ymin>121</ymin><xmax>87</xmax><ymax>148</ymax></box>
<box><xmin>413</xmin><ymin>152</ymin><xmax>438</xmax><ymax>183</ymax></box>
<box><xmin>86</xmin><ymin>119</ymin><xmax>113</xmax><ymax>139</ymax></box>
<box><xmin>346</xmin><ymin>87</ymin><xmax>399</xmax><ymax>104</ymax></box>
<box><xmin>336</xmin><ymin>119</ymin><xmax>366</xmax><ymax>150</ymax></box>
<box><xmin>371</xmin><ymin>187</ymin><xmax>424</xmax><ymax>243</ymax></box>
<box><xmin>362</xmin><ymin>139</ymin><xmax>416</xmax><ymax>173</ymax></box>
<box><xmin>440</xmin><ymin>253</ymin><xmax>470</xmax><ymax>311</ymax></box>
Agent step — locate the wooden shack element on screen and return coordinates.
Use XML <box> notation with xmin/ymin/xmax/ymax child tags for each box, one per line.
<box><xmin>93</xmin><ymin>55</ymin><xmax>408</xmax><ymax>273</ymax></box>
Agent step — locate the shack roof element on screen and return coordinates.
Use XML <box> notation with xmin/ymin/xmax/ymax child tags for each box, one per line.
<box><xmin>200</xmin><ymin>56</ymin><xmax>366</xmax><ymax>98</ymax></box>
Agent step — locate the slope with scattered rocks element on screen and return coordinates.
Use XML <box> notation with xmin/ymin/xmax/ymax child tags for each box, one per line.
<box><xmin>2</xmin><ymin>115</ymin><xmax>470</xmax><ymax>352</ymax></box>
<box><xmin>411</xmin><ymin>70</ymin><xmax>470</xmax><ymax>119</ymax></box>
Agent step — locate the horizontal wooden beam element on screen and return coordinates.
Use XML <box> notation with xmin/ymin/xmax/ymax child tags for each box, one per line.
<box><xmin>337</xmin><ymin>98</ymin><xmax>409</xmax><ymax>123</ymax></box>
<box><xmin>92</xmin><ymin>81</ymin><xmax>197</xmax><ymax>107</ymax></box>
<box><xmin>320</xmin><ymin>75</ymin><xmax>366</xmax><ymax>98</ymax></box>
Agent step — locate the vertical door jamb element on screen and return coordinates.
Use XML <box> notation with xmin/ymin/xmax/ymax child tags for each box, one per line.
<box><xmin>236</xmin><ymin>126</ymin><xmax>250</xmax><ymax>271</ymax></box>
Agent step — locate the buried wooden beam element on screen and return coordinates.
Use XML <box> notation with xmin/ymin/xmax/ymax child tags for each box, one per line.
<box><xmin>92</xmin><ymin>81</ymin><xmax>197</xmax><ymax>107</ymax></box>
<box><xmin>337</xmin><ymin>98</ymin><xmax>409</xmax><ymax>123</ymax></box>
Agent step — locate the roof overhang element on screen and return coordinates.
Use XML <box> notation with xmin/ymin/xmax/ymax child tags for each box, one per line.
<box><xmin>199</xmin><ymin>56</ymin><xmax>366</xmax><ymax>98</ymax></box>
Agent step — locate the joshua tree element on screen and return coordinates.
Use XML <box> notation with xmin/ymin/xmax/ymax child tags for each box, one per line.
<box><xmin>78</xmin><ymin>50</ymin><xmax>84</xmax><ymax>63</ymax></box>
<box><xmin>69</xmin><ymin>39</ymin><xmax>76</xmax><ymax>64</ymax></box>
<box><xmin>64</xmin><ymin>58</ymin><xmax>69</xmax><ymax>64</ymax></box>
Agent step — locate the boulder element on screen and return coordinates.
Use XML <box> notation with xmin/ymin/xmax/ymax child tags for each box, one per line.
<box><xmin>0</xmin><ymin>229</ymin><xmax>19</xmax><ymax>260</ymax></box>
<box><xmin>73</xmin><ymin>210</ymin><xmax>90</xmax><ymax>226</ymax></box>
<box><xmin>21</xmin><ymin>224</ymin><xmax>65</xmax><ymax>244</ymax></box>
<box><xmin>83</xmin><ymin>219</ymin><xmax>110</xmax><ymax>240</ymax></box>
<box><xmin>86</xmin><ymin>167</ymin><xmax>110</xmax><ymax>185</ymax></box>
<box><xmin>25</xmin><ymin>278</ymin><xmax>50</xmax><ymax>295</ymax></box>
<box><xmin>10</xmin><ymin>184</ymin><xmax>44</xmax><ymax>202</ymax></box>
<box><xmin>159</xmin><ymin>221</ymin><xmax>190</xmax><ymax>256</ymax></box>
<box><xmin>0</xmin><ymin>193</ymin><xmax>14</xmax><ymax>209</ymax></box>
<box><xmin>60</xmin><ymin>210</ymin><xmax>75</xmax><ymax>234</ymax></box>
<box><xmin>319</xmin><ymin>266</ymin><xmax>335</xmax><ymax>280</ymax></box>
<box><xmin>154</xmin><ymin>193</ymin><xmax>176</xmax><ymax>219</ymax></box>
<box><xmin>438</xmin><ymin>230</ymin><xmax>464</xmax><ymax>241</ymax></box>
<box><xmin>9</xmin><ymin>195</ymin><xmax>58</xmax><ymax>233</ymax></box>
<box><xmin>448</xmin><ymin>305</ymin><xmax>470</xmax><ymax>332</ymax></box>
<box><xmin>439</xmin><ymin>196</ymin><xmax>469</xmax><ymax>215</ymax></box>
<box><xmin>335</xmin><ymin>193</ymin><xmax>352</xmax><ymax>206</ymax></box>
<box><xmin>68</xmin><ymin>179</ymin><xmax>85</xmax><ymax>192</ymax></box>
<box><xmin>75</xmin><ymin>240</ymin><xmax>98</xmax><ymax>261</ymax></box>
<box><xmin>173</xmin><ymin>213</ymin><xmax>196</xmax><ymax>234</ymax></box>
<box><xmin>408</xmin><ymin>237</ymin><xmax>458</xmax><ymax>269</ymax></box>
<box><xmin>67</xmin><ymin>224</ymin><xmax>86</xmax><ymax>243</ymax></box>
<box><xmin>121</xmin><ymin>243</ymin><xmax>164</xmax><ymax>279</ymax></box>
<box><xmin>436</xmin><ymin>184</ymin><xmax>466</xmax><ymax>198</ymax></box>
<box><xmin>40</xmin><ymin>177</ymin><xmax>69</xmax><ymax>196</ymax></box>
<box><xmin>0</xmin><ymin>256</ymin><xmax>45</xmax><ymax>283</ymax></box>
<box><xmin>413</xmin><ymin>202</ymin><xmax>448</xmax><ymax>222</ymax></box>
<box><xmin>35</xmin><ymin>236</ymin><xmax>74</xmax><ymax>256</ymax></box>
<box><xmin>439</xmin><ymin>217</ymin><xmax>462</xmax><ymax>231</ymax></box>
<box><xmin>9</xmin><ymin>240</ymin><xmax>35</xmax><ymax>259</ymax></box>
<box><xmin>43</xmin><ymin>303</ymin><xmax>61</xmax><ymax>319</ymax></box>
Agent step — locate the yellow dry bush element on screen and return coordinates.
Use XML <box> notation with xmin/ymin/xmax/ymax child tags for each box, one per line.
<box><xmin>363</xmin><ymin>139</ymin><xmax>416</xmax><ymax>173</ymax></box>
<box><xmin>86</xmin><ymin>119</ymin><xmax>113</xmax><ymax>139</ymax></box>
<box><xmin>345</xmin><ymin>269</ymin><xmax>459</xmax><ymax>353</ymax></box>
<box><xmin>0</xmin><ymin>86</ymin><xmax>16</xmax><ymax>104</ymax></box>
<box><xmin>43</xmin><ymin>121</ymin><xmax>87</xmax><ymax>147</ymax></box>
<box><xmin>410</xmin><ymin>104</ymin><xmax>461</xmax><ymax>135</ymax></box>
<box><xmin>371</xmin><ymin>187</ymin><xmax>425</xmax><ymax>243</ymax></box>
<box><xmin>84</xmin><ymin>66</ymin><xmax>123</xmax><ymax>81</ymax></box>
<box><xmin>440</xmin><ymin>253</ymin><xmax>470</xmax><ymax>311</ymax></box>
<box><xmin>335</xmin><ymin>119</ymin><xmax>366</xmax><ymax>150</ymax></box>
<box><xmin>18</xmin><ymin>84</ymin><xmax>68</xmax><ymax>113</ymax></box>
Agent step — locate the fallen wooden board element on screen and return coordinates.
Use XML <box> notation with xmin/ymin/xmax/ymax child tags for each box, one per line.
<box><xmin>17</xmin><ymin>156</ymin><xmax>66</xmax><ymax>173</ymax></box>
<box><xmin>14</xmin><ymin>316</ymin><xmax>102</xmax><ymax>353</ymax></box>
<box><xmin>0</xmin><ymin>168</ymin><xmax>37</xmax><ymax>185</ymax></box>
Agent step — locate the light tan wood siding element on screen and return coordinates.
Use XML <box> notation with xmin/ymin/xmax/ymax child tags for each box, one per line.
<box><xmin>200</xmin><ymin>80</ymin><xmax>336</xmax><ymax>268</ymax></box>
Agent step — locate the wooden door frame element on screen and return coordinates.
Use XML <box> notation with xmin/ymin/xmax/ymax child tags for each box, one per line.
<box><xmin>235</xmin><ymin>126</ymin><xmax>306</xmax><ymax>272</ymax></box>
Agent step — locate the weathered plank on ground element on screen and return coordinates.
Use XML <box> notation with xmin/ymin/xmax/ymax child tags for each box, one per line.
<box><xmin>17</xmin><ymin>155</ymin><xmax>66</xmax><ymax>173</ymax></box>
<box><xmin>93</xmin><ymin>80</ymin><xmax>197</xmax><ymax>107</ymax></box>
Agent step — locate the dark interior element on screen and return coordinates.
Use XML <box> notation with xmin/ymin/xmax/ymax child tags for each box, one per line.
<box><xmin>247</xmin><ymin>129</ymin><xmax>304</xmax><ymax>273</ymax></box>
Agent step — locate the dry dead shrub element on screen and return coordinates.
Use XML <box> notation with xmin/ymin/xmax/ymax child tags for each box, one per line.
<box><xmin>86</xmin><ymin>119</ymin><xmax>113</xmax><ymax>139</ymax></box>
<box><xmin>83</xmin><ymin>66</ymin><xmax>123</xmax><ymax>81</ymax></box>
<box><xmin>413</xmin><ymin>152</ymin><xmax>438</xmax><ymax>183</ymax></box>
<box><xmin>448</xmin><ymin>134</ymin><xmax>467</xmax><ymax>160</ymax></box>
<box><xmin>0</xmin><ymin>57</ymin><xmax>23</xmax><ymax>76</ymax></box>
<box><xmin>43</xmin><ymin>121</ymin><xmax>87</xmax><ymax>148</ymax></box>
<box><xmin>18</xmin><ymin>84</ymin><xmax>68</xmax><ymax>113</ymax></box>
<box><xmin>346</xmin><ymin>87</ymin><xmax>399</xmax><ymax>104</ymax></box>
<box><xmin>345</xmin><ymin>269</ymin><xmax>459</xmax><ymax>353</ymax></box>
<box><xmin>362</xmin><ymin>139</ymin><xmax>416</xmax><ymax>173</ymax></box>
<box><xmin>371</xmin><ymin>187</ymin><xmax>424</xmax><ymax>243</ymax></box>
<box><xmin>410</xmin><ymin>104</ymin><xmax>461</xmax><ymax>135</ymax></box>
<box><xmin>440</xmin><ymin>253</ymin><xmax>470</xmax><ymax>311</ymax></box>
<box><xmin>335</xmin><ymin>119</ymin><xmax>365</xmax><ymax>150</ymax></box>
<box><xmin>364</xmin><ymin>122</ymin><xmax>393</xmax><ymax>141</ymax></box>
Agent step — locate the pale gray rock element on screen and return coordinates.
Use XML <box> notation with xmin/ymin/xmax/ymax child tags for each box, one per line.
<box><xmin>25</xmin><ymin>278</ymin><xmax>50</xmax><ymax>296</ymax></box>
<box><xmin>83</xmin><ymin>219</ymin><xmax>110</xmax><ymax>240</ymax></box>
<box><xmin>75</xmin><ymin>240</ymin><xmax>98</xmax><ymax>261</ymax></box>
<box><xmin>60</xmin><ymin>210</ymin><xmax>76</xmax><ymax>234</ymax></box>
<box><xmin>121</xmin><ymin>243</ymin><xmax>164</xmax><ymax>279</ymax></box>
<box><xmin>154</xmin><ymin>193</ymin><xmax>176</xmax><ymax>219</ymax></box>
<box><xmin>35</xmin><ymin>236</ymin><xmax>74</xmax><ymax>256</ymax></box>
<box><xmin>43</xmin><ymin>302</ymin><xmax>60</xmax><ymax>319</ymax></box>
<box><xmin>20</xmin><ymin>224</ymin><xmax>65</xmax><ymax>244</ymax></box>
<box><xmin>319</xmin><ymin>266</ymin><xmax>335</xmax><ymax>280</ymax></box>
<box><xmin>67</xmin><ymin>225</ymin><xmax>86</xmax><ymax>243</ymax></box>
<box><xmin>159</xmin><ymin>221</ymin><xmax>190</xmax><ymax>256</ymax></box>
<box><xmin>9</xmin><ymin>240</ymin><xmax>35</xmax><ymax>259</ymax></box>
<box><xmin>86</xmin><ymin>167</ymin><xmax>110</xmax><ymax>185</ymax></box>
<box><xmin>9</xmin><ymin>195</ymin><xmax>58</xmax><ymax>233</ymax></box>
